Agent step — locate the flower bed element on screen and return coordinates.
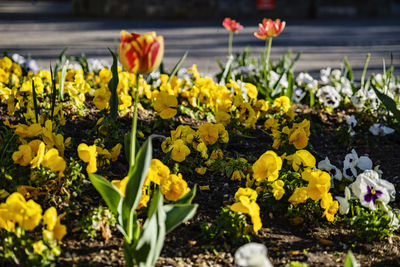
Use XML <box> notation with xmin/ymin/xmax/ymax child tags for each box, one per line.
<box><xmin>0</xmin><ymin>18</ymin><xmax>399</xmax><ymax>266</ymax></box>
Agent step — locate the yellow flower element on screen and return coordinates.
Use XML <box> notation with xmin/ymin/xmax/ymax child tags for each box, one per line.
<box><xmin>290</xmin><ymin>150</ymin><xmax>316</xmax><ymax>172</ymax></box>
<box><xmin>288</xmin><ymin>127</ymin><xmax>309</xmax><ymax>149</ymax></box>
<box><xmin>53</xmin><ymin>219</ymin><xmax>67</xmax><ymax>241</ymax></box>
<box><xmin>111</xmin><ymin>176</ymin><xmax>129</xmax><ymax>196</ymax></box>
<box><xmin>215</xmin><ymin>111</ymin><xmax>231</xmax><ymax>126</ymax></box>
<box><xmin>252</xmin><ymin>150</ymin><xmax>282</xmax><ymax>182</ymax></box>
<box><xmin>231</xmin><ymin>170</ymin><xmax>245</xmax><ymax>181</ymax></box>
<box><xmin>264</xmin><ymin>117</ymin><xmax>279</xmax><ymax>131</ymax></box>
<box><xmin>210</xmin><ymin>149</ymin><xmax>223</xmax><ymax>159</ymax></box>
<box><xmin>153</xmin><ymin>91</ymin><xmax>178</xmax><ymax>119</ymax></box>
<box><xmin>161</xmin><ymin>173</ymin><xmax>189</xmax><ymax>201</ymax></box>
<box><xmin>77</xmin><ymin>143</ymin><xmax>98</xmax><ymax>173</ymax></box>
<box><xmin>170</xmin><ymin>139</ymin><xmax>190</xmax><ymax>162</ymax></box>
<box><xmin>231</xmin><ymin>188</ymin><xmax>262</xmax><ymax>232</ymax></box>
<box><xmin>196</xmin><ymin>142</ymin><xmax>208</xmax><ymax>159</ymax></box>
<box><xmin>273</xmin><ymin>96</ymin><xmax>291</xmax><ymax>113</ymax></box>
<box><xmin>12</xmin><ymin>144</ymin><xmax>33</xmax><ymax>166</ymax></box>
<box><xmin>195</xmin><ymin>167</ymin><xmax>207</xmax><ymax>175</ymax></box>
<box><xmin>33</xmin><ymin>240</ymin><xmax>47</xmax><ymax>255</ymax></box>
<box><xmin>197</xmin><ymin>122</ymin><xmax>219</xmax><ymax>145</ymax></box>
<box><xmin>161</xmin><ymin>137</ymin><xmax>172</xmax><ymax>153</ymax></box>
<box><xmin>43</xmin><ymin>207</ymin><xmax>57</xmax><ymax>231</ymax></box>
<box><xmin>146</xmin><ymin>159</ymin><xmax>170</xmax><ymax>185</ymax></box>
<box><xmin>288</xmin><ymin>187</ymin><xmax>308</xmax><ymax>206</ymax></box>
<box><xmin>93</xmin><ymin>87</ymin><xmax>110</xmax><ymax>110</ymax></box>
<box><xmin>0</xmin><ymin>189</ymin><xmax>9</xmax><ymax>199</ymax></box>
<box><xmin>303</xmin><ymin>169</ymin><xmax>331</xmax><ymax>201</ymax></box>
<box><xmin>320</xmin><ymin>193</ymin><xmax>339</xmax><ymax>222</ymax></box>
<box><xmin>14</xmin><ymin>123</ymin><xmax>42</xmax><ymax>138</ymax></box>
<box><xmin>110</xmin><ymin>143</ymin><xmax>122</xmax><ymax>161</ymax></box>
<box><xmin>42</xmin><ymin>149</ymin><xmax>66</xmax><ymax>177</ymax></box>
<box><xmin>234</xmin><ymin>187</ymin><xmax>258</xmax><ymax>202</ymax></box>
<box><xmin>29</xmin><ymin>141</ymin><xmax>45</xmax><ymax>168</ymax></box>
<box><xmin>271</xmin><ymin>180</ymin><xmax>285</xmax><ymax>200</ymax></box>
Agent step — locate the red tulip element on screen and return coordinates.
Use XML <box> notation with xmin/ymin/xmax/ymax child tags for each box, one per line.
<box><xmin>118</xmin><ymin>31</ymin><xmax>164</xmax><ymax>74</ymax></box>
<box><xmin>254</xmin><ymin>18</ymin><xmax>286</xmax><ymax>40</ymax></box>
<box><xmin>222</xmin><ymin>18</ymin><xmax>243</xmax><ymax>33</ymax></box>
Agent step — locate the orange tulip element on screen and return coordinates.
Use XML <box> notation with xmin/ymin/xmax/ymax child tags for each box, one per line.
<box><xmin>254</xmin><ymin>18</ymin><xmax>286</xmax><ymax>40</ymax></box>
<box><xmin>118</xmin><ymin>31</ymin><xmax>164</xmax><ymax>74</ymax></box>
<box><xmin>222</xmin><ymin>18</ymin><xmax>243</xmax><ymax>33</ymax></box>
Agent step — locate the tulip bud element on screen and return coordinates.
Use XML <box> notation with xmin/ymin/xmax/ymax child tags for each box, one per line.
<box><xmin>118</xmin><ymin>31</ymin><xmax>164</xmax><ymax>74</ymax></box>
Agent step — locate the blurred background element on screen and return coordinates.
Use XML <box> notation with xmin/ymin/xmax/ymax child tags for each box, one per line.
<box><xmin>0</xmin><ymin>0</ymin><xmax>399</xmax><ymax>77</ymax></box>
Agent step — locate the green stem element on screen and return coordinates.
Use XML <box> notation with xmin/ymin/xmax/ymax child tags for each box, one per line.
<box><xmin>360</xmin><ymin>53</ymin><xmax>370</xmax><ymax>89</ymax></box>
<box><xmin>228</xmin><ymin>31</ymin><xmax>233</xmax><ymax>58</ymax></box>
<box><xmin>265</xmin><ymin>37</ymin><xmax>273</xmax><ymax>70</ymax></box>
<box><xmin>129</xmin><ymin>75</ymin><xmax>140</xmax><ymax>169</ymax></box>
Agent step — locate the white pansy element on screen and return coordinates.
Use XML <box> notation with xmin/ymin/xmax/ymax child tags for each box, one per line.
<box><xmin>292</xmin><ymin>87</ymin><xmax>306</xmax><ymax>103</ymax></box>
<box><xmin>335</xmin><ymin>187</ymin><xmax>351</xmax><ymax>215</ymax></box>
<box><xmin>269</xmin><ymin>70</ymin><xmax>288</xmax><ymax>88</ymax></box>
<box><xmin>316</xmin><ymin>85</ymin><xmax>341</xmax><ymax>108</ymax></box>
<box><xmin>344</xmin><ymin>149</ymin><xmax>358</xmax><ymax>168</ymax></box>
<box><xmin>345</xmin><ymin>115</ymin><xmax>357</xmax><ymax>128</ymax></box>
<box><xmin>318</xmin><ymin>156</ymin><xmax>342</xmax><ymax>182</ymax></box>
<box><xmin>320</xmin><ymin>67</ymin><xmax>331</xmax><ymax>84</ymax></box>
<box><xmin>296</xmin><ymin>72</ymin><xmax>314</xmax><ymax>86</ymax></box>
<box><xmin>350</xmin><ymin>170</ymin><xmax>394</xmax><ymax>210</ymax></box>
<box><xmin>235</xmin><ymin>243</ymin><xmax>273</xmax><ymax>267</ymax></box>
<box><xmin>350</xmin><ymin>89</ymin><xmax>367</xmax><ymax>109</ymax></box>
<box><xmin>330</xmin><ymin>69</ymin><xmax>342</xmax><ymax>82</ymax></box>
<box><xmin>369</xmin><ymin>123</ymin><xmax>395</xmax><ymax>136</ymax></box>
<box><xmin>12</xmin><ymin>53</ymin><xmax>26</xmax><ymax>65</ymax></box>
<box><xmin>357</xmin><ymin>155</ymin><xmax>372</xmax><ymax>170</ymax></box>
<box><xmin>338</xmin><ymin>77</ymin><xmax>353</xmax><ymax>98</ymax></box>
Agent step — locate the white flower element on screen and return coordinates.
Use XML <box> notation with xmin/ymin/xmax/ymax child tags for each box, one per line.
<box><xmin>320</xmin><ymin>67</ymin><xmax>331</xmax><ymax>84</ymax></box>
<box><xmin>335</xmin><ymin>187</ymin><xmax>351</xmax><ymax>215</ymax></box>
<box><xmin>318</xmin><ymin>156</ymin><xmax>342</xmax><ymax>182</ymax></box>
<box><xmin>357</xmin><ymin>155</ymin><xmax>372</xmax><ymax>171</ymax></box>
<box><xmin>369</xmin><ymin>123</ymin><xmax>395</xmax><ymax>136</ymax></box>
<box><xmin>350</xmin><ymin>89</ymin><xmax>367</xmax><ymax>109</ymax></box>
<box><xmin>344</xmin><ymin>149</ymin><xmax>358</xmax><ymax>168</ymax></box>
<box><xmin>296</xmin><ymin>72</ymin><xmax>314</xmax><ymax>86</ymax></box>
<box><xmin>269</xmin><ymin>70</ymin><xmax>288</xmax><ymax>88</ymax></box>
<box><xmin>292</xmin><ymin>87</ymin><xmax>306</xmax><ymax>103</ymax></box>
<box><xmin>338</xmin><ymin>77</ymin><xmax>353</xmax><ymax>98</ymax></box>
<box><xmin>316</xmin><ymin>85</ymin><xmax>341</xmax><ymax>108</ymax></box>
<box><xmin>12</xmin><ymin>53</ymin><xmax>26</xmax><ymax>65</ymax></box>
<box><xmin>330</xmin><ymin>69</ymin><xmax>342</xmax><ymax>82</ymax></box>
<box><xmin>345</xmin><ymin>115</ymin><xmax>357</xmax><ymax>128</ymax></box>
<box><xmin>350</xmin><ymin>170</ymin><xmax>394</xmax><ymax>210</ymax></box>
<box><xmin>235</xmin><ymin>243</ymin><xmax>273</xmax><ymax>267</ymax></box>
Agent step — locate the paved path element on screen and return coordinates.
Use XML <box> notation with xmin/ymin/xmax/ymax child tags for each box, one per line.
<box><xmin>1</xmin><ymin>1</ymin><xmax>399</xmax><ymax>78</ymax></box>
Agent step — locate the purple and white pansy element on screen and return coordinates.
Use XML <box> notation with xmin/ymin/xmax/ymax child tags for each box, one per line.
<box><xmin>350</xmin><ymin>170</ymin><xmax>395</xmax><ymax>210</ymax></box>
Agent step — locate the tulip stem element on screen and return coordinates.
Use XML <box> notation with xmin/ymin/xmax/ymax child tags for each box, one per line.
<box><xmin>228</xmin><ymin>31</ymin><xmax>233</xmax><ymax>58</ymax></box>
<box><xmin>264</xmin><ymin>37</ymin><xmax>273</xmax><ymax>71</ymax></box>
<box><xmin>129</xmin><ymin>75</ymin><xmax>140</xmax><ymax>169</ymax></box>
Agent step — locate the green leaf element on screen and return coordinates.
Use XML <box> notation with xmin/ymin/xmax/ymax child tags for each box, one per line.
<box><xmin>31</xmin><ymin>79</ymin><xmax>39</xmax><ymax>123</ymax></box>
<box><xmin>122</xmin><ymin>242</ymin><xmax>134</xmax><ymax>267</ymax></box>
<box><xmin>285</xmin><ymin>72</ymin><xmax>294</xmax><ymax>98</ymax></box>
<box><xmin>344</xmin><ymin>250</ymin><xmax>359</xmax><ymax>267</ymax></box>
<box><xmin>168</xmin><ymin>51</ymin><xmax>188</xmax><ymax>82</ymax></box>
<box><xmin>88</xmin><ymin>174</ymin><xmax>122</xmax><ymax>215</ymax></box>
<box><xmin>220</xmin><ymin>55</ymin><xmax>233</xmax><ymax>85</ymax></box>
<box><xmin>50</xmin><ymin>64</ymin><xmax>57</xmax><ymax>119</ymax></box>
<box><xmin>371</xmin><ymin>81</ymin><xmax>400</xmax><ymax>122</ymax></box>
<box><xmin>344</xmin><ymin>57</ymin><xmax>353</xmax><ymax>82</ymax></box>
<box><xmin>58</xmin><ymin>59</ymin><xmax>68</xmax><ymax>101</ymax></box>
<box><xmin>164</xmin><ymin>203</ymin><xmax>198</xmax><ymax>234</ymax></box>
<box><xmin>134</xmin><ymin>188</ymin><xmax>166</xmax><ymax>266</ymax></box>
<box><xmin>122</xmin><ymin>138</ymin><xmax>152</xmax><ymax>239</ymax></box>
<box><xmin>108</xmin><ymin>48</ymin><xmax>119</xmax><ymax>122</ymax></box>
<box><xmin>78</xmin><ymin>53</ymin><xmax>89</xmax><ymax>74</ymax></box>
<box><xmin>174</xmin><ymin>184</ymin><xmax>197</xmax><ymax>204</ymax></box>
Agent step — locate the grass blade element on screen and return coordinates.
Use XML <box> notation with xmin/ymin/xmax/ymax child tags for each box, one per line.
<box><xmin>168</xmin><ymin>51</ymin><xmax>188</xmax><ymax>82</ymax></box>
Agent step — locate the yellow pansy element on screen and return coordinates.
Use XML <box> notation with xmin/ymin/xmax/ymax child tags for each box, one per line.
<box><xmin>252</xmin><ymin>150</ymin><xmax>282</xmax><ymax>182</ymax></box>
<box><xmin>29</xmin><ymin>141</ymin><xmax>45</xmax><ymax>168</ymax></box>
<box><xmin>303</xmin><ymin>169</ymin><xmax>331</xmax><ymax>200</ymax></box>
<box><xmin>14</xmin><ymin>123</ymin><xmax>42</xmax><ymax>138</ymax></box>
<box><xmin>111</xmin><ymin>176</ymin><xmax>129</xmax><ymax>196</ymax></box>
<box><xmin>77</xmin><ymin>143</ymin><xmax>98</xmax><ymax>174</ymax></box>
<box><xmin>196</xmin><ymin>142</ymin><xmax>208</xmax><ymax>159</ymax></box>
<box><xmin>33</xmin><ymin>240</ymin><xmax>47</xmax><ymax>255</ymax></box>
<box><xmin>273</xmin><ymin>96</ymin><xmax>291</xmax><ymax>113</ymax></box>
<box><xmin>215</xmin><ymin>111</ymin><xmax>231</xmax><ymax>126</ymax></box>
<box><xmin>197</xmin><ymin>123</ymin><xmax>219</xmax><ymax>145</ymax></box>
<box><xmin>170</xmin><ymin>139</ymin><xmax>190</xmax><ymax>162</ymax></box>
<box><xmin>288</xmin><ymin>187</ymin><xmax>308</xmax><ymax>206</ymax></box>
<box><xmin>153</xmin><ymin>91</ymin><xmax>178</xmax><ymax>119</ymax></box>
<box><xmin>231</xmin><ymin>188</ymin><xmax>262</xmax><ymax>232</ymax></box>
<box><xmin>12</xmin><ymin>144</ymin><xmax>33</xmax><ymax>166</ymax></box>
<box><xmin>271</xmin><ymin>180</ymin><xmax>285</xmax><ymax>200</ymax></box>
<box><xmin>290</xmin><ymin>150</ymin><xmax>316</xmax><ymax>172</ymax></box>
<box><xmin>146</xmin><ymin>159</ymin><xmax>170</xmax><ymax>185</ymax></box>
<box><xmin>231</xmin><ymin>170</ymin><xmax>245</xmax><ymax>181</ymax></box>
<box><xmin>195</xmin><ymin>167</ymin><xmax>207</xmax><ymax>175</ymax></box>
<box><xmin>289</xmin><ymin>127</ymin><xmax>309</xmax><ymax>150</ymax></box>
<box><xmin>42</xmin><ymin>149</ymin><xmax>66</xmax><ymax>177</ymax></box>
<box><xmin>161</xmin><ymin>173</ymin><xmax>189</xmax><ymax>201</ymax></box>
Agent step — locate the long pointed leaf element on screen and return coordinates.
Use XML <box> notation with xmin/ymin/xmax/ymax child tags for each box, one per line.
<box><xmin>108</xmin><ymin>48</ymin><xmax>119</xmax><ymax>121</ymax></box>
<box><xmin>168</xmin><ymin>51</ymin><xmax>188</xmax><ymax>82</ymax></box>
<box><xmin>164</xmin><ymin>204</ymin><xmax>198</xmax><ymax>234</ymax></box>
<box><xmin>371</xmin><ymin>82</ymin><xmax>400</xmax><ymax>122</ymax></box>
<box><xmin>174</xmin><ymin>184</ymin><xmax>197</xmax><ymax>204</ymax></box>
<box><xmin>31</xmin><ymin>79</ymin><xmax>39</xmax><ymax>123</ymax></box>
<box><xmin>58</xmin><ymin>59</ymin><xmax>68</xmax><ymax>101</ymax></box>
<box><xmin>88</xmin><ymin>174</ymin><xmax>123</xmax><ymax>214</ymax></box>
